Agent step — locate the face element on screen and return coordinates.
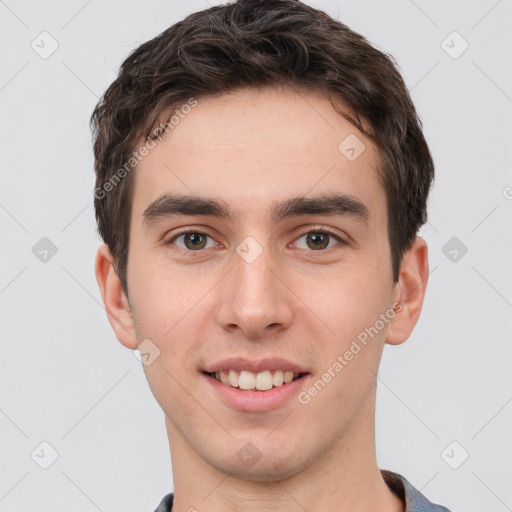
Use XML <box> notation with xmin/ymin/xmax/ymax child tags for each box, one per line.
<box><xmin>103</xmin><ymin>86</ymin><xmax>410</xmax><ymax>481</ymax></box>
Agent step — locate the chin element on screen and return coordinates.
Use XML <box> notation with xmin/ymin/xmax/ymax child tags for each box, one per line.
<box><xmin>205</xmin><ymin>443</ymin><xmax>311</xmax><ymax>483</ymax></box>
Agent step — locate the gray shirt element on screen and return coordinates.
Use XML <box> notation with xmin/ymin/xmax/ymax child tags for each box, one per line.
<box><xmin>153</xmin><ymin>469</ymin><xmax>452</xmax><ymax>511</ymax></box>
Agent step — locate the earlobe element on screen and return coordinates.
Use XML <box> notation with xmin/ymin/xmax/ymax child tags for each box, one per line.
<box><xmin>385</xmin><ymin>237</ymin><xmax>429</xmax><ymax>346</ymax></box>
<box><xmin>95</xmin><ymin>244</ymin><xmax>139</xmax><ymax>349</ymax></box>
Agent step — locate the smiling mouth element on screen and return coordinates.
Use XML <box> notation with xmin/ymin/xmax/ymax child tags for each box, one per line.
<box><xmin>204</xmin><ymin>369</ymin><xmax>307</xmax><ymax>391</ymax></box>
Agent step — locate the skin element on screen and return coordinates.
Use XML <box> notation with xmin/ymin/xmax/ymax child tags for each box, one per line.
<box><xmin>95</xmin><ymin>85</ymin><xmax>429</xmax><ymax>512</ymax></box>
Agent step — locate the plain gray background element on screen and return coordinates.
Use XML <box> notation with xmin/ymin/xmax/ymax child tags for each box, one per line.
<box><xmin>1</xmin><ymin>0</ymin><xmax>511</xmax><ymax>510</ymax></box>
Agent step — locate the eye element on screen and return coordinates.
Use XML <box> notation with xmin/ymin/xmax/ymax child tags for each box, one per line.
<box><xmin>293</xmin><ymin>228</ymin><xmax>346</xmax><ymax>251</ymax></box>
<box><xmin>166</xmin><ymin>226</ymin><xmax>347</xmax><ymax>254</ymax></box>
<box><xmin>167</xmin><ymin>230</ymin><xmax>218</xmax><ymax>251</ymax></box>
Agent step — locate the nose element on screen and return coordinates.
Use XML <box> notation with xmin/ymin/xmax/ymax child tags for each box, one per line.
<box><xmin>215</xmin><ymin>243</ymin><xmax>294</xmax><ymax>340</ymax></box>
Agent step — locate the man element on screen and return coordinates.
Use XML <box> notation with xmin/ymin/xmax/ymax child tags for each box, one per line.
<box><xmin>91</xmin><ymin>1</ymin><xmax>451</xmax><ymax>510</ymax></box>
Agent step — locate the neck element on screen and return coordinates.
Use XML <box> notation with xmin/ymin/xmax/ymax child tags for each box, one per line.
<box><xmin>166</xmin><ymin>399</ymin><xmax>404</xmax><ymax>512</ymax></box>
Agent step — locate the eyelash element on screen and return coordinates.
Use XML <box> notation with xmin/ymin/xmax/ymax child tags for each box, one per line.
<box><xmin>165</xmin><ymin>225</ymin><xmax>347</xmax><ymax>254</ymax></box>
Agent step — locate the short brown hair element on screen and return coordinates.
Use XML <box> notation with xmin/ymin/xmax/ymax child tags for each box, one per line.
<box><xmin>90</xmin><ymin>0</ymin><xmax>434</xmax><ymax>297</ymax></box>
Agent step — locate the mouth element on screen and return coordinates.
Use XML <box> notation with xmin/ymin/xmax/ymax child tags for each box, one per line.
<box><xmin>203</xmin><ymin>369</ymin><xmax>307</xmax><ymax>392</ymax></box>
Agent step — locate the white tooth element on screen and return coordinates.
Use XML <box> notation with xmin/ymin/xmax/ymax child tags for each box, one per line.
<box><xmin>220</xmin><ymin>370</ymin><xmax>230</xmax><ymax>385</ymax></box>
<box><xmin>283</xmin><ymin>370</ymin><xmax>294</xmax><ymax>383</ymax></box>
<box><xmin>228</xmin><ymin>369</ymin><xmax>240</xmax><ymax>387</ymax></box>
<box><xmin>273</xmin><ymin>370</ymin><xmax>284</xmax><ymax>386</ymax></box>
<box><xmin>256</xmin><ymin>370</ymin><xmax>273</xmax><ymax>391</ymax></box>
<box><xmin>215</xmin><ymin>372</ymin><xmax>220</xmax><ymax>381</ymax></box>
<box><xmin>238</xmin><ymin>370</ymin><xmax>256</xmax><ymax>390</ymax></box>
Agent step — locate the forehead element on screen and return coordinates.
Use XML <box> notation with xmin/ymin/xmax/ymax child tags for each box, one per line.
<box><xmin>131</xmin><ymin>86</ymin><xmax>386</xmax><ymax>228</ymax></box>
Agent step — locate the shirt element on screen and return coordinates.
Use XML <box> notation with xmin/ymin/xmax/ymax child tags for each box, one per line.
<box><xmin>152</xmin><ymin>469</ymin><xmax>452</xmax><ymax>511</ymax></box>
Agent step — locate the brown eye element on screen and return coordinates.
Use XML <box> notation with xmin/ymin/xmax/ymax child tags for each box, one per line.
<box><xmin>294</xmin><ymin>230</ymin><xmax>345</xmax><ymax>251</ymax></box>
<box><xmin>169</xmin><ymin>231</ymin><xmax>215</xmax><ymax>251</ymax></box>
<box><xmin>305</xmin><ymin>233</ymin><xmax>330</xmax><ymax>250</ymax></box>
<box><xmin>183</xmin><ymin>233</ymin><xmax>208</xmax><ymax>250</ymax></box>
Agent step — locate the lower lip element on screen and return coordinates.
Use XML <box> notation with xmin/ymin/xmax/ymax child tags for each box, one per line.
<box><xmin>203</xmin><ymin>373</ymin><xmax>310</xmax><ymax>412</ymax></box>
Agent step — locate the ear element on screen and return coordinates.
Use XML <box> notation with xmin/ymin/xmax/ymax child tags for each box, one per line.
<box><xmin>385</xmin><ymin>237</ymin><xmax>429</xmax><ymax>346</ymax></box>
<box><xmin>95</xmin><ymin>244</ymin><xmax>139</xmax><ymax>350</ymax></box>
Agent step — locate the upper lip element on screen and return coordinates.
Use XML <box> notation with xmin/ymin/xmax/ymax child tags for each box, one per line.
<box><xmin>203</xmin><ymin>357</ymin><xmax>310</xmax><ymax>374</ymax></box>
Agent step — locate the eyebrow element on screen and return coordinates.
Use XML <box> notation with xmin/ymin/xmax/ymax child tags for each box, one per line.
<box><xmin>142</xmin><ymin>192</ymin><xmax>371</xmax><ymax>228</ymax></box>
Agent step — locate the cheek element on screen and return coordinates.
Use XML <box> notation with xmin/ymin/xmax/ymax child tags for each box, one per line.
<box><xmin>314</xmin><ymin>263</ymin><xmax>390</xmax><ymax>333</ymax></box>
<box><xmin>304</xmin><ymin>264</ymin><xmax>392</xmax><ymax>395</ymax></box>
<box><xmin>128</xmin><ymin>257</ymin><xmax>207</xmax><ymax>375</ymax></box>
<box><xmin>128</xmin><ymin>254</ymin><xmax>197</xmax><ymax>333</ymax></box>
<box><xmin>141</xmin><ymin>355</ymin><xmax>202</xmax><ymax>437</ymax></box>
